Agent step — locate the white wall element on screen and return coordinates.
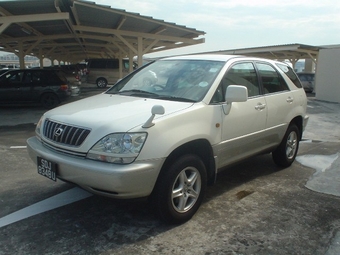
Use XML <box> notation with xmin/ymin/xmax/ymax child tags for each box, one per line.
<box><xmin>315</xmin><ymin>48</ymin><xmax>340</xmax><ymax>103</ymax></box>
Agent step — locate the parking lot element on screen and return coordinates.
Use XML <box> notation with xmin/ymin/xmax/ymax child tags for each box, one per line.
<box><xmin>1</xmin><ymin>86</ymin><xmax>340</xmax><ymax>255</ymax></box>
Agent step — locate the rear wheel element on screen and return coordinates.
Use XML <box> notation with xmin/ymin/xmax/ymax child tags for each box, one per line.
<box><xmin>40</xmin><ymin>93</ymin><xmax>60</xmax><ymax>109</ymax></box>
<box><xmin>96</xmin><ymin>78</ymin><xmax>107</xmax><ymax>88</ymax></box>
<box><xmin>272</xmin><ymin>124</ymin><xmax>300</xmax><ymax>167</ymax></box>
<box><xmin>151</xmin><ymin>154</ymin><xmax>207</xmax><ymax>224</ymax></box>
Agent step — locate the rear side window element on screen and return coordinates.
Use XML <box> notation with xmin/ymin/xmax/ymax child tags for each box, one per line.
<box><xmin>256</xmin><ymin>63</ymin><xmax>289</xmax><ymax>94</ymax></box>
<box><xmin>276</xmin><ymin>63</ymin><xmax>302</xmax><ymax>88</ymax></box>
<box><xmin>31</xmin><ymin>71</ymin><xmax>47</xmax><ymax>84</ymax></box>
<box><xmin>88</xmin><ymin>59</ymin><xmax>119</xmax><ymax>69</ymax></box>
<box><xmin>31</xmin><ymin>71</ymin><xmax>41</xmax><ymax>82</ymax></box>
<box><xmin>89</xmin><ymin>60</ymin><xmax>106</xmax><ymax>68</ymax></box>
<box><xmin>47</xmin><ymin>71</ymin><xmax>63</xmax><ymax>83</ymax></box>
<box><xmin>106</xmin><ymin>60</ymin><xmax>119</xmax><ymax>69</ymax></box>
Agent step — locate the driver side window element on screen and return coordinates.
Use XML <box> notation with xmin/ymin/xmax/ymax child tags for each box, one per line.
<box><xmin>211</xmin><ymin>62</ymin><xmax>259</xmax><ymax>103</ymax></box>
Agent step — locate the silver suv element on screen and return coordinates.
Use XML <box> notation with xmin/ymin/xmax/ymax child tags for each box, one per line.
<box><xmin>27</xmin><ymin>55</ymin><xmax>308</xmax><ymax>223</ymax></box>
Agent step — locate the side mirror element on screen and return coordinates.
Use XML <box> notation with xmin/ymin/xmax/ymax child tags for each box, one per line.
<box><xmin>151</xmin><ymin>105</ymin><xmax>165</xmax><ymax>115</ymax></box>
<box><xmin>223</xmin><ymin>85</ymin><xmax>248</xmax><ymax>115</ymax></box>
<box><xmin>142</xmin><ymin>105</ymin><xmax>165</xmax><ymax>128</ymax></box>
<box><xmin>225</xmin><ymin>85</ymin><xmax>248</xmax><ymax>103</ymax></box>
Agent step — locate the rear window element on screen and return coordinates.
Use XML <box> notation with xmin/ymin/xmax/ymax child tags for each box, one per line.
<box><xmin>297</xmin><ymin>73</ymin><xmax>315</xmax><ymax>82</ymax></box>
<box><xmin>276</xmin><ymin>63</ymin><xmax>302</xmax><ymax>88</ymax></box>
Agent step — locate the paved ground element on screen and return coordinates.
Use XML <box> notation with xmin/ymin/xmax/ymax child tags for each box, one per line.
<box><xmin>0</xmin><ymin>88</ymin><xmax>340</xmax><ymax>255</ymax></box>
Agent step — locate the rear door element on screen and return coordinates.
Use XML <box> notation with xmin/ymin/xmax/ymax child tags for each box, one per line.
<box><xmin>20</xmin><ymin>70</ymin><xmax>35</xmax><ymax>101</ymax></box>
<box><xmin>255</xmin><ymin>62</ymin><xmax>294</xmax><ymax>146</ymax></box>
<box><xmin>29</xmin><ymin>70</ymin><xmax>46</xmax><ymax>100</ymax></box>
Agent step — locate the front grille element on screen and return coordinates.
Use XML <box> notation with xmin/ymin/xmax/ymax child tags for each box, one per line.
<box><xmin>43</xmin><ymin>119</ymin><xmax>91</xmax><ymax>147</ymax></box>
<box><xmin>42</xmin><ymin>141</ymin><xmax>87</xmax><ymax>158</ymax></box>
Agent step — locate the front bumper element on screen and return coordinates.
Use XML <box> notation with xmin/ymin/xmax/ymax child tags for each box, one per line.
<box><xmin>27</xmin><ymin>136</ymin><xmax>165</xmax><ymax>198</ymax></box>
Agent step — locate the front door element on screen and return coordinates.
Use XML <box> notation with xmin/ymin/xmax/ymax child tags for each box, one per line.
<box><xmin>214</xmin><ymin>62</ymin><xmax>268</xmax><ymax>168</ymax></box>
<box><xmin>0</xmin><ymin>70</ymin><xmax>27</xmax><ymax>102</ymax></box>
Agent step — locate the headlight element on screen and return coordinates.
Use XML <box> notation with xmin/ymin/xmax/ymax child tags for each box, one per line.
<box><xmin>35</xmin><ymin>117</ymin><xmax>43</xmax><ymax>139</ymax></box>
<box><xmin>86</xmin><ymin>133</ymin><xmax>147</xmax><ymax>164</ymax></box>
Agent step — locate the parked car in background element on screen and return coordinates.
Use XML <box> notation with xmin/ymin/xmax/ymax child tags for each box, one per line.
<box><xmin>0</xmin><ymin>69</ymin><xmax>10</xmax><ymax>76</ymax></box>
<box><xmin>86</xmin><ymin>58</ymin><xmax>137</xmax><ymax>88</ymax></box>
<box><xmin>297</xmin><ymin>72</ymin><xmax>315</xmax><ymax>93</ymax></box>
<box><xmin>0</xmin><ymin>69</ymin><xmax>71</xmax><ymax>108</ymax></box>
<box><xmin>27</xmin><ymin>55</ymin><xmax>308</xmax><ymax>223</ymax></box>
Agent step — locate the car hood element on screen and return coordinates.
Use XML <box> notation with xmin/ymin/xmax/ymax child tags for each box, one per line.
<box><xmin>44</xmin><ymin>93</ymin><xmax>193</xmax><ymax>131</ymax></box>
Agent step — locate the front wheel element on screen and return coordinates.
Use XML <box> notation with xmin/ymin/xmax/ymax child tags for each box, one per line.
<box><xmin>151</xmin><ymin>154</ymin><xmax>207</xmax><ymax>224</ymax></box>
<box><xmin>272</xmin><ymin>124</ymin><xmax>300</xmax><ymax>167</ymax></box>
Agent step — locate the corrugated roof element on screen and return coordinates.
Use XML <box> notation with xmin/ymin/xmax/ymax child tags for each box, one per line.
<box><xmin>204</xmin><ymin>43</ymin><xmax>321</xmax><ymax>60</ymax></box>
<box><xmin>0</xmin><ymin>0</ymin><xmax>205</xmax><ymax>62</ymax></box>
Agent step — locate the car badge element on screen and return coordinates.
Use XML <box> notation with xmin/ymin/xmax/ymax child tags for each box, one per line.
<box><xmin>54</xmin><ymin>127</ymin><xmax>64</xmax><ymax>137</ymax></box>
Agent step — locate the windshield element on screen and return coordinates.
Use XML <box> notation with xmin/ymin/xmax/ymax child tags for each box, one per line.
<box><xmin>106</xmin><ymin>59</ymin><xmax>225</xmax><ymax>102</ymax></box>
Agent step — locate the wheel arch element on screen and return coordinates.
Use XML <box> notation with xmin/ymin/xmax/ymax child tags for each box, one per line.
<box><xmin>96</xmin><ymin>77</ymin><xmax>107</xmax><ymax>81</ymax></box>
<box><xmin>39</xmin><ymin>91</ymin><xmax>60</xmax><ymax>102</ymax></box>
<box><xmin>289</xmin><ymin>116</ymin><xmax>303</xmax><ymax>140</ymax></box>
<box><xmin>39</xmin><ymin>92</ymin><xmax>61</xmax><ymax>109</ymax></box>
<box><xmin>156</xmin><ymin>139</ymin><xmax>216</xmax><ymax>187</ymax></box>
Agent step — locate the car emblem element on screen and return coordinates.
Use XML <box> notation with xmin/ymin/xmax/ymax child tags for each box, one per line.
<box><xmin>54</xmin><ymin>127</ymin><xmax>64</xmax><ymax>137</ymax></box>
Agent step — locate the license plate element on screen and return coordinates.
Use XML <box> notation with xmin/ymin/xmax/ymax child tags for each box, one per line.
<box><xmin>37</xmin><ymin>157</ymin><xmax>57</xmax><ymax>181</ymax></box>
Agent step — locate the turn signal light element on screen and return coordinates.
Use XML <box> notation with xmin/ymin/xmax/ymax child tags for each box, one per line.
<box><xmin>60</xmin><ymin>84</ymin><xmax>69</xmax><ymax>91</ymax></box>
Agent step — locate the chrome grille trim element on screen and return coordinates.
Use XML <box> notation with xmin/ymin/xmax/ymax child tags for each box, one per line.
<box><xmin>43</xmin><ymin>119</ymin><xmax>91</xmax><ymax>147</ymax></box>
<box><xmin>42</xmin><ymin>140</ymin><xmax>87</xmax><ymax>158</ymax></box>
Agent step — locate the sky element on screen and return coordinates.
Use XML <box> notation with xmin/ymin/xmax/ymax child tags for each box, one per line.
<box><xmin>95</xmin><ymin>0</ymin><xmax>340</xmax><ymax>57</ymax></box>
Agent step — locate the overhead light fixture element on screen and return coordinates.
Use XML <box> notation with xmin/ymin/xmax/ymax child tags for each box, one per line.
<box><xmin>152</xmin><ymin>46</ymin><xmax>166</xmax><ymax>51</ymax></box>
<box><xmin>21</xmin><ymin>27</ymin><xmax>32</xmax><ymax>35</ymax></box>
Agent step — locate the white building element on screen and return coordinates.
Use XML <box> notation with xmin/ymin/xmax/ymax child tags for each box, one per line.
<box><xmin>315</xmin><ymin>46</ymin><xmax>340</xmax><ymax>103</ymax></box>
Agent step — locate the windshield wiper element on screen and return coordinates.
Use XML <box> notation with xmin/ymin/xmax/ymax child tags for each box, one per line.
<box><xmin>116</xmin><ymin>89</ymin><xmax>158</xmax><ymax>96</ymax></box>
<box><xmin>156</xmin><ymin>95</ymin><xmax>196</xmax><ymax>102</ymax></box>
<box><xmin>112</xmin><ymin>90</ymin><xmax>196</xmax><ymax>102</ymax></box>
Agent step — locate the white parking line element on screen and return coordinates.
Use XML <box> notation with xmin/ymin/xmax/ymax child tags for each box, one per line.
<box><xmin>0</xmin><ymin>187</ymin><xmax>92</xmax><ymax>228</ymax></box>
<box><xmin>10</xmin><ymin>146</ymin><xmax>27</xmax><ymax>149</ymax></box>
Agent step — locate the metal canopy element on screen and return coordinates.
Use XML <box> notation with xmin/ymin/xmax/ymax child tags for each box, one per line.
<box><xmin>207</xmin><ymin>44</ymin><xmax>321</xmax><ymax>65</ymax></box>
<box><xmin>0</xmin><ymin>0</ymin><xmax>205</xmax><ymax>66</ymax></box>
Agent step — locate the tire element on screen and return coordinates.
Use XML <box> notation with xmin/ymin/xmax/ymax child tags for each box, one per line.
<box><xmin>96</xmin><ymin>78</ymin><xmax>107</xmax><ymax>88</ymax></box>
<box><xmin>272</xmin><ymin>124</ymin><xmax>300</xmax><ymax>167</ymax></box>
<box><xmin>40</xmin><ymin>93</ymin><xmax>60</xmax><ymax>109</ymax></box>
<box><xmin>151</xmin><ymin>154</ymin><xmax>207</xmax><ymax>224</ymax></box>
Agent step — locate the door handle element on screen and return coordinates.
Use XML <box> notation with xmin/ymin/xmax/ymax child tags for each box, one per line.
<box><xmin>255</xmin><ymin>103</ymin><xmax>266</xmax><ymax>111</ymax></box>
<box><xmin>286</xmin><ymin>97</ymin><xmax>294</xmax><ymax>103</ymax></box>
